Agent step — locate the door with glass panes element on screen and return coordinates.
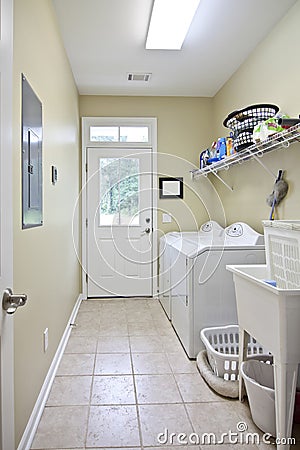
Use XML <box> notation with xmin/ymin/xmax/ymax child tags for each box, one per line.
<box><xmin>87</xmin><ymin>148</ymin><xmax>153</xmax><ymax>297</ymax></box>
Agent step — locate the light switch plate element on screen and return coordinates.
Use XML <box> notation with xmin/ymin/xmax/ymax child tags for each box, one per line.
<box><xmin>162</xmin><ymin>213</ymin><xmax>172</xmax><ymax>223</ymax></box>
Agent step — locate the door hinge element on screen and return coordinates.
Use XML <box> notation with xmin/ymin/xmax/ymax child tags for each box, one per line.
<box><xmin>86</xmin><ymin>218</ymin><xmax>88</xmax><ymax>227</ymax></box>
<box><xmin>85</xmin><ymin>162</ymin><xmax>88</xmax><ymax>172</ymax></box>
<box><xmin>185</xmin><ymin>296</ymin><xmax>188</xmax><ymax>306</ymax></box>
<box><xmin>86</xmin><ymin>273</ymin><xmax>88</xmax><ymax>283</ymax></box>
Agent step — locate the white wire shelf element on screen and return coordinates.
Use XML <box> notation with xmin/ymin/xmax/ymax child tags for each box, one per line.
<box><xmin>191</xmin><ymin>123</ymin><xmax>300</xmax><ymax>182</ymax></box>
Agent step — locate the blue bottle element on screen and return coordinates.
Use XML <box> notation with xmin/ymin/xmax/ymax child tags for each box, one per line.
<box><xmin>217</xmin><ymin>138</ymin><xmax>227</xmax><ymax>160</ymax></box>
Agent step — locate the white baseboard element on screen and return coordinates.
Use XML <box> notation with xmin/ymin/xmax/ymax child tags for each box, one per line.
<box><xmin>17</xmin><ymin>293</ymin><xmax>84</xmax><ymax>450</ymax></box>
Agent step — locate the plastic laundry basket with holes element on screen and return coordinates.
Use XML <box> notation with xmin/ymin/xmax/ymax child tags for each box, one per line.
<box><xmin>200</xmin><ymin>325</ymin><xmax>272</xmax><ymax>381</ymax></box>
<box><xmin>263</xmin><ymin>220</ymin><xmax>300</xmax><ymax>289</ymax></box>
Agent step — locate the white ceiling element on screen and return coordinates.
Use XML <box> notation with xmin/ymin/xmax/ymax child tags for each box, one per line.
<box><xmin>52</xmin><ymin>0</ymin><xmax>297</xmax><ymax>97</ymax></box>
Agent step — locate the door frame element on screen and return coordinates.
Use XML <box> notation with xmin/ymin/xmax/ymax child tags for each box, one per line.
<box><xmin>0</xmin><ymin>0</ymin><xmax>15</xmax><ymax>448</ymax></box>
<box><xmin>81</xmin><ymin>117</ymin><xmax>158</xmax><ymax>298</ymax></box>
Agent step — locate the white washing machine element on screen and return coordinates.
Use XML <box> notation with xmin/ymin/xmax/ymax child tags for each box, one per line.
<box><xmin>169</xmin><ymin>223</ymin><xmax>266</xmax><ymax>358</ymax></box>
<box><xmin>158</xmin><ymin>221</ymin><xmax>224</xmax><ymax>319</ymax></box>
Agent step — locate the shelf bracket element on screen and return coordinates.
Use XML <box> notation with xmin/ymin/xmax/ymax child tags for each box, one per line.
<box><xmin>210</xmin><ymin>170</ymin><xmax>233</xmax><ymax>192</ymax></box>
<box><xmin>249</xmin><ymin>152</ymin><xmax>277</xmax><ymax>178</ymax></box>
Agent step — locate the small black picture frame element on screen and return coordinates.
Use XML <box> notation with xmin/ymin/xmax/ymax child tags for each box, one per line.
<box><xmin>159</xmin><ymin>177</ymin><xmax>183</xmax><ymax>199</ymax></box>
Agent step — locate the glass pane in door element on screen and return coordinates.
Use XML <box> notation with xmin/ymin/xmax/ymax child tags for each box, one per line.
<box><xmin>99</xmin><ymin>157</ymin><xmax>140</xmax><ymax>226</ymax></box>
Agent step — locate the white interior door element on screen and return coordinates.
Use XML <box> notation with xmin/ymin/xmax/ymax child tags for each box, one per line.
<box><xmin>0</xmin><ymin>0</ymin><xmax>15</xmax><ymax>448</ymax></box>
<box><xmin>87</xmin><ymin>148</ymin><xmax>153</xmax><ymax>297</ymax></box>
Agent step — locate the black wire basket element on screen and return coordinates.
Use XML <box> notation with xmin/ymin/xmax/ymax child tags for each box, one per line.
<box><xmin>224</xmin><ymin>104</ymin><xmax>279</xmax><ymax>152</ymax></box>
<box><xmin>223</xmin><ymin>104</ymin><xmax>279</xmax><ymax>130</ymax></box>
<box><xmin>225</xmin><ymin>116</ymin><xmax>262</xmax><ymax>133</ymax></box>
<box><xmin>233</xmin><ymin>131</ymin><xmax>255</xmax><ymax>152</ymax></box>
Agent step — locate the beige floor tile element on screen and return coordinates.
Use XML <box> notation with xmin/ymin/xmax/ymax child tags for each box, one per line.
<box><xmin>167</xmin><ymin>352</ymin><xmax>198</xmax><ymax>374</ymax></box>
<box><xmin>147</xmin><ymin>298</ymin><xmax>163</xmax><ymax>309</ymax></box>
<box><xmin>79</xmin><ymin>299</ymin><xmax>102</xmax><ymax>311</ymax></box>
<box><xmin>86</xmin><ymin>405</ymin><xmax>140</xmax><ymax>447</ymax></box>
<box><xmin>65</xmin><ymin>335</ymin><xmax>98</xmax><ymax>354</ymax></box>
<box><xmin>175</xmin><ymin>373</ymin><xmax>225</xmax><ymax>403</ymax></box>
<box><xmin>139</xmin><ymin>403</ymin><xmax>193</xmax><ymax>446</ymax></box>
<box><xmin>155</xmin><ymin>322</ymin><xmax>177</xmax><ymax>337</ymax></box>
<box><xmin>75</xmin><ymin>310</ymin><xmax>100</xmax><ymax>326</ymax></box>
<box><xmin>99</xmin><ymin>313</ymin><xmax>127</xmax><ymax>323</ymax></box>
<box><xmin>71</xmin><ymin>311</ymin><xmax>100</xmax><ymax>336</ymax></box>
<box><xmin>46</xmin><ymin>376</ymin><xmax>92</xmax><ymax>406</ymax></box>
<box><xmin>124</xmin><ymin>298</ymin><xmax>149</xmax><ymax>308</ymax></box>
<box><xmin>99</xmin><ymin>321</ymin><xmax>129</xmax><ymax>336</ymax></box>
<box><xmin>33</xmin><ymin>298</ymin><xmax>283</xmax><ymax>450</ymax></box>
<box><xmin>91</xmin><ymin>375</ymin><xmax>135</xmax><ymax>404</ymax></box>
<box><xmin>130</xmin><ymin>335</ymin><xmax>164</xmax><ymax>353</ymax></box>
<box><xmin>153</xmin><ymin>316</ymin><xmax>173</xmax><ymax>329</ymax></box>
<box><xmin>97</xmin><ymin>336</ymin><xmax>130</xmax><ymax>353</ymax></box>
<box><xmin>186</xmin><ymin>401</ymin><xmax>247</xmax><ymax>443</ymax></box>
<box><xmin>149</xmin><ymin>304</ymin><xmax>169</xmax><ymax>317</ymax></box>
<box><xmin>101</xmin><ymin>299</ymin><xmax>126</xmax><ymax>313</ymax></box>
<box><xmin>100</xmin><ymin>297</ymin><xmax>126</xmax><ymax>304</ymax></box>
<box><xmin>99</xmin><ymin>314</ymin><xmax>127</xmax><ymax>325</ymax></box>
<box><xmin>132</xmin><ymin>353</ymin><xmax>172</xmax><ymax>374</ymax></box>
<box><xmin>94</xmin><ymin>353</ymin><xmax>132</xmax><ymax>375</ymax></box>
<box><xmin>161</xmin><ymin>335</ymin><xmax>185</xmax><ymax>353</ymax></box>
<box><xmin>56</xmin><ymin>353</ymin><xmax>95</xmax><ymax>376</ymax></box>
<box><xmin>126</xmin><ymin>309</ymin><xmax>154</xmax><ymax>323</ymax></box>
<box><xmin>128</xmin><ymin>321</ymin><xmax>158</xmax><ymax>336</ymax></box>
<box><xmin>135</xmin><ymin>374</ymin><xmax>182</xmax><ymax>404</ymax></box>
<box><xmin>31</xmin><ymin>406</ymin><xmax>88</xmax><ymax>449</ymax></box>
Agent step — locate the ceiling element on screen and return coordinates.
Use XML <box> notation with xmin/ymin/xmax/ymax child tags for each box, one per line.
<box><xmin>52</xmin><ymin>0</ymin><xmax>297</xmax><ymax>97</ymax></box>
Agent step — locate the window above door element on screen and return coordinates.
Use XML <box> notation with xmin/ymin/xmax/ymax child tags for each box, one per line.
<box><xmin>90</xmin><ymin>125</ymin><xmax>149</xmax><ymax>144</ymax></box>
<box><xmin>83</xmin><ymin>117</ymin><xmax>155</xmax><ymax>148</ymax></box>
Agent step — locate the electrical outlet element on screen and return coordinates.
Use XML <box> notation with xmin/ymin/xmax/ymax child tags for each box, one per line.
<box><xmin>43</xmin><ymin>328</ymin><xmax>49</xmax><ymax>352</ymax></box>
<box><xmin>162</xmin><ymin>213</ymin><xmax>172</xmax><ymax>223</ymax></box>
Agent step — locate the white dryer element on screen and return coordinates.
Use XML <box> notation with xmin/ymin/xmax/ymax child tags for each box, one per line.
<box><xmin>169</xmin><ymin>223</ymin><xmax>266</xmax><ymax>358</ymax></box>
<box><xmin>158</xmin><ymin>221</ymin><xmax>224</xmax><ymax>319</ymax></box>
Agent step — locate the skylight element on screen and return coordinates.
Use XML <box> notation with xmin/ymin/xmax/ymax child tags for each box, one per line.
<box><xmin>146</xmin><ymin>0</ymin><xmax>201</xmax><ymax>50</ymax></box>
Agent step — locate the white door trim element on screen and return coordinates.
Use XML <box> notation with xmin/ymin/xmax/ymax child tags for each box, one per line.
<box><xmin>0</xmin><ymin>0</ymin><xmax>14</xmax><ymax>448</ymax></box>
<box><xmin>81</xmin><ymin>117</ymin><xmax>158</xmax><ymax>298</ymax></box>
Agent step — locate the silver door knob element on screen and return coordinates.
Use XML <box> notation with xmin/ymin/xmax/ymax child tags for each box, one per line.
<box><xmin>2</xmin><ymin>288</ymin><xmax>27</xmax><ymax>315</ymax></box>
<box><xmin>141</xmin><ymin>227</ymin><xmax>151</xmax><ymax>236</ymax></box>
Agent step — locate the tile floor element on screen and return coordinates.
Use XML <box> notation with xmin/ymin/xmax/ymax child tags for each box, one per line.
<box><xmin>31</xmin><ymin>298</ymin><xmax>300</xmax><ymax>449</ymax></box>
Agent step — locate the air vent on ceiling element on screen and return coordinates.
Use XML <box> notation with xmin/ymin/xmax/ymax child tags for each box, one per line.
<box><xmin>127</xmin><ymin>72</ymin><xmax>152</xmax><ymax>82</ymax></box>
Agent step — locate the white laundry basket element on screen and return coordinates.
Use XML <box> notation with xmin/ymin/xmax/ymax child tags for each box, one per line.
<box><xmin>263</xmin><ymin>220</ymin><xmax>300</xmax><ymax>289</ymax></box>
<box><xmin>241</xmin><ymin>360</ymin><xmax>276</xmax><ymax>437</ymax></box>
<box><xmin>200</xmin><ymin>325</ymin><xmax>271</xmax><ymax>381</ymax></box>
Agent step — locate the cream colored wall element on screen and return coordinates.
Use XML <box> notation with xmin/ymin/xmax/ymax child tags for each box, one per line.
<box><xmin>80</xmin><ymin>96</ymin><xmax>226</xmax><ymax>233</ymax></box>
<box><xmin>13</xmin><ymin>0</ymin><xmax>80</xmax><ymax>445</ymax></box>
<box><xmin>12</xmin><ymin>1</ymin><xmax>300</xmax><ymax>443</ymax></box>
<box><xmin>212</xmin><ymin>1</ymin><xmax>300</xmax><ymax>232</ymax></box>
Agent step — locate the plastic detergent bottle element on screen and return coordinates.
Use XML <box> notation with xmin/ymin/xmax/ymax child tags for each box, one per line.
<box><xmin>226</xmin><ymin>137</ymin><xmax>233</xmax><ymax>156</ymax></box>
<box><xmin>217</xmin><ymin>137</ymin><xmax>227</xmax><ymax>159</ymax></box>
